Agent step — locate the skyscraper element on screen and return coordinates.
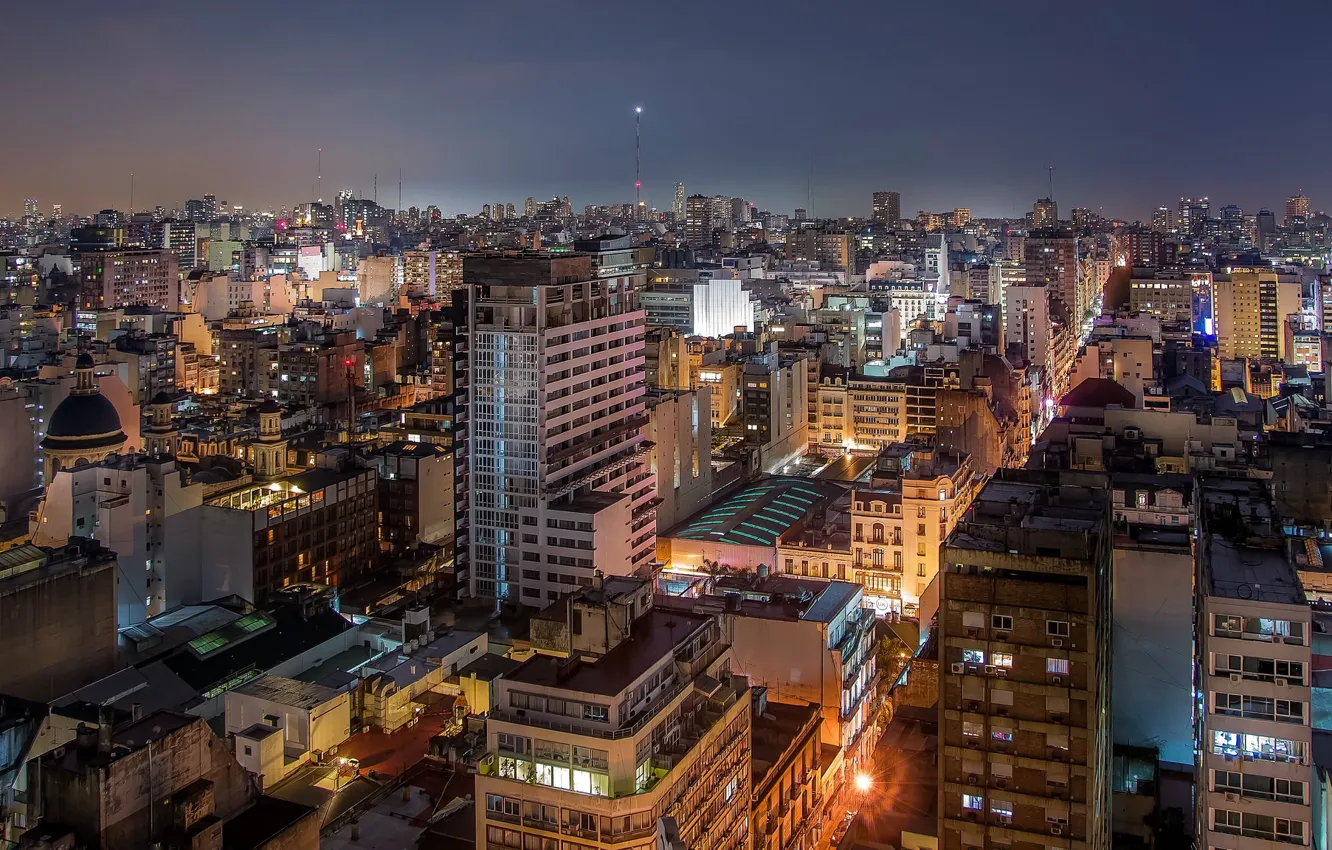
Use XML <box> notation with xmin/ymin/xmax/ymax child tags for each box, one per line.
<box><xmin>673</xmin><ymin>182</ymin><xmax>685</xmax><ymax>221</ymax></box>
<box><xmin>872</xmin><ymin>191</ymin><xmax>901</xmax><ymax>225</ymax></box>
<box><xmin>523</xmin><ymin>197</ymin><xmax>536</xmax><ymax>218</ymax></box>
<box><xmin>1256</xmin><ymin>209</ymin><xmax>1278</xmax><ymax>251</ymax></box>
<box><xmin>201</xmin><ymin>193</ymin><xmax>217</xmax><ymax>220</ymax></box>
<box><xmin>465</xmin><ymin>236</ymin><xmax>656</xmax><ymax>604</ymax></box>
<box><xmin>1032</xmin><ymin>197</ymin><xmax>1058</xmax><ymax>227</ymax></box>
<box><xmin>1286</xmin><ymin>193</ymin><xmax>1310</xmax><ymax>227</ymax></box>
<box><xmin>1179</xmin><ymin>197</ymin><xmax>1210</xmax><ymax>236</ymax></box>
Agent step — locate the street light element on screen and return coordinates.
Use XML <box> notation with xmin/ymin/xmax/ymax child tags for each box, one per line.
<box><xmin>854</xmin><ymin>772</ymin><xmax>873</xmax><ymax>793</ymax></box>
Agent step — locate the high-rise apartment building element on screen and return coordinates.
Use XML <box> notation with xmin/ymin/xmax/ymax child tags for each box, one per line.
<box><xmin>476</xmin><ymin>579</ymin><xmax>751</xmax><ymax>850</ymax></box>
<box><xmin>1179</xmin><ymin>197</ymin><xmax>1210</xmax><ymax>236</ymax></box>
<box><xmin>873</xmin><ymin>191</ymin><xmax>901</xmax><ymax>225</ymax></box>
<box><xmin>939</xmin><ymin>472</ymin><xmax>1113</xmax><ymax>850</ymax></box>
<box><xmin>403</xmin><ymin>250</ymin><xmax>463</xmax><ymax>296</ymax></box>
<box><xmin>1150</xmin><ymin>206</ymin><xmax>1173</xmax><ymax>232</ymax></box>
<box><xmin>1213</xmin><ymin>269</ymin><xmax>1302</xmax><ymax>361</ymax></box>
<box><xmin>673</xmin><ymin>182</ymin><xmax>685</xmax><ymax>221</ymax></box>
<box><xmin>684</xmin><ymin>194</ymin><xmax>711</xmax><ymax>245</ymax></box>
<box><xmin>786</xmin><ymin>228</ymin><xmax>853</xmax><ymax>270</ymax></box>
<box><xmin>1285</xmin><ymin>193</ymin><xmax>1310</xmax><ymax>227</ymax></box>
<box><xmin>1024</xmin><ymin>229</ymin><xmax>1081</xmax><ymax>318</ymax></box>
<box><xmin>466</xmin><ymin>238</ymin><xmax>656</xmax><ymax>604</ymax></box>
<box><xmin>953</xmin><ymin>207</ymin><xmax>972</xmax><ymax>228</ymax></box>
<box><xmin>1032</xmin><ymin>198</ymin><xmax>1058</xmax><ymax>227</ymax></box>
<box><xmin>1196</xmin><ymin>478</ymin><xmax>1313</xmax><ymax>850</ymax></box>
<box><xmin>78</xmin><ymin>249</ymin><xmax>180</xmax><ymax>310</ymax></box>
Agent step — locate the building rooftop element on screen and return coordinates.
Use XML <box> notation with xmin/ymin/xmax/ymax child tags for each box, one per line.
<box><xmin>1205</xmin><ymin>537</ymin><xmax>1305</xmax><ymax>606</ymax></box>
<box><xmin>361</xmin><ymin>630</ymin><xmax>485</xmax><ymax>689</ymax></box>
<box><xmin>236</xmin><ymin>722</ymin><xmax>282</xmax><ymax>741</ymax></box>
<box><xmin>508</xmin><ymin>608</ymin><xmax>710</xmax><ymax>698</ymax></box>
<box><xmin>662</xmin><ymin>576</ymin><xmax>862</xmax><ymax>624</ymax></box>
<box><xmin>948</xmin><ymin>473</ymin><xmax>1107</xmax><ymax>561</ymax></box>
<box><xmin>234</xmin><ymin>674</ymin><xmax>342</xmax><ymax>710</ymax></box>
<box><xmin>666</xmin><ymin>476</ymin><xmax>846</xmax><ymax>547</ymax></box>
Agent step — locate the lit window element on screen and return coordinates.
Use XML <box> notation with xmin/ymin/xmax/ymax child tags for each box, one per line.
<box><xmin>963</xmin><ymin>649</ymin><xmax>986</xmax><ymax>665</ymax></box>
<box><xmin>1047</xmin><ymin>658</ymin><xmax>1070</xmax><ymax>676</ymax></box>
<box><xmin>962</xmin><ymin>794</ymin><xmax>982</xmax><ymax>811</ymax></box>
<box><xmin>992</xmin><ymin>653</ymin><xmax>1013</xmax><ymax>668</ymax></box>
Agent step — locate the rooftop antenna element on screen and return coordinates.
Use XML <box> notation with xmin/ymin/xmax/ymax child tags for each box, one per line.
<box><xmin>1048</xmin><ymin>165</ymin><xmax>1055</xmax><ymax>201</ymax></box>
<box><xmin>634</xmin><ymin>106</ymin><xmax>643</xmax><ymax>217</ymax></box>
<box><xmin>317</xmin><ymin>148</ymin><xmax>322</xmax><ymax>202</ymax></box>
<box><xmin>129</xmin><ymin>173</ymin><xmax>134</xmax><ymax>214</ymax></box>
<box><xmin>374</xmin><ymin>174</ymin><xmax>377</xmax><ymax>206</ymax></box>
<box><xmin>398</xmin><ymin>167</ymin><xmax>403</xmax><ymax>214</ymax></box>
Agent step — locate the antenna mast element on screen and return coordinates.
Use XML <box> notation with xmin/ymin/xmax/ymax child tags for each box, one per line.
<box><xmin>317</xmin><ymin>148</ymin><xmax>322</xmax><ymax>201</ymax></box>
<box><xmin>634</xmin><ymin>106</ymin><xmax>643</xmax><ymax>218</ymax></box>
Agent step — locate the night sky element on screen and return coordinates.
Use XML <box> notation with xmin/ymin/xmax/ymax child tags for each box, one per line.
<box><xmin>4</xmin><ymin>0</ymin><xmax>1331</xmax><ymax>220</ymax></box>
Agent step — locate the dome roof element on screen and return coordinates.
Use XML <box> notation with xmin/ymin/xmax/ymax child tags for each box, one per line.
<box><xmin>150</xmin><ymin>391</ymin><xmax>173</xmax><ymax>405</ymax></box>
<box><xmin>75</xmin><ymin>352</ymin><xmax>94</xmax><ymax>369</ymax></box>
<box><xmin>42</xmin><ymin>392</ymin><xmax>126</xmax><ymax>449</ymax></box>
<box><xmin>257</xmin><ymin>398</ymin><xmax>282</xmax><ymax>414</ymax></box>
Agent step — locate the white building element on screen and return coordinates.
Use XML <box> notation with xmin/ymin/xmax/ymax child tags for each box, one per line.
<box><xmin>467</xmin><ymin>238</ymin><xmax>656</xmax><ymax>605</ymax></box>
<box><xmin>692</xmin><ymin>277</ymin><xmax>754</xmax><ymax>338</ymax></box>
<box><xmin>1005</xmin><ymin>284</ymin><xmax>1052</xmax><ymax>367</ymax></box>
<box><xmin>227</xmin><ymin>674</ymin><xmax>351</xmax><ymax>789</ymax></box>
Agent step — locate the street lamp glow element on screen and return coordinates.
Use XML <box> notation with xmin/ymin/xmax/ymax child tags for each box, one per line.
<box><xmin>854</xmin><ymin>772</ymin><xmax>873</xmax><ymax>792</ymax></box>
<box><xmin>634</xmin><ymin>106</ymin><xmax>643</xmax><ymax>114</ymax></box>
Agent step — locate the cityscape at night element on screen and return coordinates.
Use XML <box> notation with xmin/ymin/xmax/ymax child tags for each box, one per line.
<box><xmin>3</xmin><ymin>3</ymin><xmax>1332</xmax><ymax>850</ymax></box>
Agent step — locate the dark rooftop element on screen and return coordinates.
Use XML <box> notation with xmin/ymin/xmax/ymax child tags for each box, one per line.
<box><xmin>508</xmin><ymin>608</ymin><xmax>710</xmax><ymax>697</ymax></box>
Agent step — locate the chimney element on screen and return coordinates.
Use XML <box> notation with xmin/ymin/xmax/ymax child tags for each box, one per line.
<box><xmin>97</xmin><ymin>710</ymin><xmax>112</xmax><ymax>755</ymax></box>
<box><xmin>131</xmin><ymin>702</ymin><xmax>143</xmax><ymax>722</ymax></box>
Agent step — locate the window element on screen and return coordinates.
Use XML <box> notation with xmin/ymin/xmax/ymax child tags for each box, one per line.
<box><xmin>992</xmin><ymin>614</ymin><xmax>1013</xmax><ymax>631</ymax></box>
<box><xmin>962</xmin><ymin>611</ymin><xmax>984</xmax><ymax>629</ymax></box>
<box><xmin>962</xmin><ymin>721</ymin><xmax>983</xmax><ymax>738</ymax></box>
<box><xmin>1047</xmin><ymin>620</ymin><xmax>1070</xmax><ymax>637</ymax></box>
<box><xmin>962</xmin><ymin>794</ymin><xmax>983</xmax><ymax>811</ymax></box>
<box><xmin>991</xmin><ymin>728</ymin><xmax>1013</xmax><ymax>743</ymax></box>
<box><xmin>992</xmin><ymin>652</ymin><xmax>1013</xmax><ymax>668</ymax></box>
<box><xmin>583</xmin><ymin>704</ymin><xmax>608</xmax><ymax>723</ymax></box>
<box><xmin>1214</xmin><ymin>693</ymin><xmax>1241</xmax><ymax>716</ymax></box>
<box><xmin>243</xmin><ymin>745</ymin><xmax>252</xmax><ymax>756</ymax></box>
<box><xmin>1047</xmin><ymin>658</ymin><xmax>1070</xmax><ymax>676</ymax></box>
<box><xmin>1213</xmin><ymin>614</ymin><xmax>1242</xmax><ymax>637</ymax></box>
<box><xmin>963</xmin><ymin>649</ymin><xmax>986</xmax><ymax>665</ymax></box>
<box><xmin>990</xmin><ymin>801</ymin><xmax>1013</xmax><ymax>822</ymax></box>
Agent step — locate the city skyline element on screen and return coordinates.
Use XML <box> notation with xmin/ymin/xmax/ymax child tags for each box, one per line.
<box><xmin>4</xmin><ymin>1</ymin><xmax>1332</xmax><ymax>219</ymax></box>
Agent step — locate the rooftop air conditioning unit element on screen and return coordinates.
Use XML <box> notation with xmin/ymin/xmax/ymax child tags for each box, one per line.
<box><xmin>1050</xmin><ymin>826</ymin><xmax>1062</xmax><ymax>836</ymax></box>
<box><xmin>984</xmin><ymin>665</ymin><xmax>997</xmax><ymax>675</ymax></box>
<box><xmin>1051</xmin><ymin>638</ymin><xmax>1064</xmax><ymax>648</ymax></box>
<box><xmin>1275</xmin><ymin>678</ymin><xmax>1288</xmax><ymax>687</ymax></box>
<box><xmin>1229</xmin><ymin>673</ymin><xmax>1242</xmax><ymax>683</ymax></box>
<box><xmin>951</xmin><ymin>663</ymin><xmax>966</xmax><ymax>674</ymax></box>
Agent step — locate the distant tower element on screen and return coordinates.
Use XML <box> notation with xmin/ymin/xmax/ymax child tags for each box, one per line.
<box><xmin>252</xmin><ymin>398</ymin><xmax>288</xmax><ymax>480</ymax></box>
<box><xmin>673</xmin><ymin>183</ymin><xmax>685</xmax><ymax>221</ymax></box>
<box><xmin>634</xmin><ymin>106</ymin><xmax>643</xmax><ymax>219</ymax></box>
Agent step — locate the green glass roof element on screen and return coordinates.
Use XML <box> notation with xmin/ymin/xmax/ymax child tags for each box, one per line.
<box><xmin>669</xmin><ymin>477</ymin><xmax>843</xmax><ymax>547</ymax></box>
<box><xmin>188</xmin><ymin>611</ymin><xmax>275</xmax><ymax>658</ymax></box>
